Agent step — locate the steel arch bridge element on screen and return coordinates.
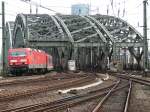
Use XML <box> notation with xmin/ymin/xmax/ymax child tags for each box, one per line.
<box><xmin>6</xmin><ymin>14</ymin><xmax>144</xmax><ymax>70</ymax></box>
<box><xmin>5</xmin><ymin>21</ymin><xmax>14</xmax><ymax>67</ymax></box>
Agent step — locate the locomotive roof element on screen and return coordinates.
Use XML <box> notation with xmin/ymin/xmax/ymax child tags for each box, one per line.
<box><xmin>9</xmin><ymin>48</ymin><xmax>46</xmax><ymax>53</ymax></box>
<box><xmin>9</xmin><ymin>48</ymin><xmax>32</xmax><ymax>51</ymax></box>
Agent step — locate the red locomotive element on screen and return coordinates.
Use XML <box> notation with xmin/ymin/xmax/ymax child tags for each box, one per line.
<box><xmin>8</xmin><ymin>48</ymin><xmax>53</xmax><ymax>75</ymax></box>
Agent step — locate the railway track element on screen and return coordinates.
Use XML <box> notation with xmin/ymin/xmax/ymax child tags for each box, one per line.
<box><xmin>109</xmin><ymin>72</ymin><xmax>150</xmax><ymax>86</ymax></box>
<box><xmin>0</xmin><ymin>76</ymin><xmax>49</xmax><ymax>86</ymax></box>
<box><xmin>0</xmin><ymin>72</ymin><xmax>148</xmax><ymax>112</ymax></box>
<box><xmin>0</xmin><ymin>72</ymin><xmax>89</xmax><ymax>93</ymax></box>
<box><xmin>1</xmin><ymin>79</ymin><xmax>129</xmax><ymax>112</ymax></box>
<box><xmin>0</xmin><ymin>72</ymin><xmax>87</xmax><ymax>87</ymax></box>
<box><xmin>92</xmin><ymin>80</ymin><xmax>132</xmax><ymax>112</ymax></box>
<box><xmin>0</xmin><ymin>76</ymin><xmax>94</xmax><ymax>101</ymax></box>
<box><xmin>1</xmin><ymin>81</ymin><xmax>116</xmax><ymax>112</ymax></box>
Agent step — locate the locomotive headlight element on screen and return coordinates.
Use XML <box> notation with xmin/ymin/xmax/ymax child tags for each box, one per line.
<box><xmin>20</xmin><ymin>59</ymin><xmax>27</xmax><ymax>62</ymax></box>
<box><xmin>10</xmin><ymin>60</ymin><xmax>17</xmax><ymax>62</ymax></box>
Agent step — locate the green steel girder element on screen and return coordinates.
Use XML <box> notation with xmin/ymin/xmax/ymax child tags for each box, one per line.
<box><xmin>81</xmin><ymin>16</ymin><xmax>107</xmax><ymax>43</ymax></box>
<box><xmin>54</xmin><ymin>15</ymin><xmax>74</xmax><ymax>42</ymax></box>
<box><xmin>6</xmin><ymin>21</ymin><xmax>14</xmax><ymax>49</ymax></box>
<box><xmin>86</xmin><ymin>16</ymin><xmax>114</xmax><ymax>43</ymax></box>
<box><xmin>93</xmin><ymin>14</ymin><xmax>143</xmax><ymax>43</ymax></box>
<box><xmin>12</xmin><ymin>14</ymin><xmax>143</xmax><ymax>48</ymax></box>
<box><xmin>5</xmin><ymin>21</ymin><xmax>14</xmax><ymax>66</ymax></box>
<box><xmin>10</xmin><ymin>14</ymin><xmax>144</xmax><ymax>69</ymax></box>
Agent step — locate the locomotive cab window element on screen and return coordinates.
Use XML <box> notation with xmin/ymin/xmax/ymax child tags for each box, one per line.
<box><xmin>10</xmin><ymin>51</ymin><xmax>26</xmax><ymax>57</ymax></box>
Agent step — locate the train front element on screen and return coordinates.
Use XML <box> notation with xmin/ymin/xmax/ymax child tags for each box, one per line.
<box><xmin>8</xmin><ymin>48</ymin><xmax>29</xmax><ymax>74</ymax></box>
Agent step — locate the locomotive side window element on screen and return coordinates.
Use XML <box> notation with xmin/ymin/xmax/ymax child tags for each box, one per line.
<box><xmin>11</xmin><ymin>51</ymin><xmax>26</xmax><ymax>57</ymax></box>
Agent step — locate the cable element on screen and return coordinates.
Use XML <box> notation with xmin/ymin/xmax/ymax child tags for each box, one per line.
<box><xmin>126</xmin><ymin>12</ymin><xmax>141</xmax><ymax>15</ymax></box>
<box><xmin>5</xmin><ymin>13</ymin><xmax>16</xmax><ymax>17</ymax></box>
<box><xmin>122</xmin><ymin>0</ymin><xmax>125</xmax><ymax>17</ymax></box>
<box><xmin>39</xmin><ymin>5</ymin><xmax>59</xmax><ymax>13</ymax></box>
<box><xmin>126</xmin><ymin>2</ymin><xmax>142</xmax><ymax>14</ymax></box>
<box><xmin>43</xmin><ymin>5</ymin><xmax>71</xmax><ymax>9</ymax></box>
<box><xmin>135</xmin><ymin>2</ymin><xmax>143</xmax><ymax>9</ymax></box>
<box><xmin>20</xmin><ymin>0</ymin><xmax>62</xmax><ymax>14</ymax></box>
<box><xmin>109</xmin><ymin>0</ymin><xmax>116</xmax><ymax>16</ymax></box>
<box><xmin>5</xmin><ymin>9</ymin><xmax>19</xmax><ymax>15</ymax></box>
<box><xmin>4</xmin><ymin>1</ymin><xmax>28</xmax><ymax>10</ymax></box>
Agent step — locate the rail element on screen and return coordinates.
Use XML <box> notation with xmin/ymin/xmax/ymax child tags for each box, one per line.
<box><xmin>109</xmin><ymin>73</ymin><xmax>150</xmax><ymax>86</ymax></box>
<box><xmin>1</xmin><ymin>82</ymin><xmax>118</xmax><ymax>112</ymax></box>
<box><xmin>0</xmin><ymin>76</ymin><xmax>93</xmax><ymax>101</ymax></box>
<box><xmin>92</xmin><ymin>80</ymin><xmax>120</xmax><ymax>112</ymax></box>
<box><xmin>2</xmin><ymin>80</ymin><xmax>130</xmax><ymax>112</ymax></box>
<box><xmin>124</xmin><ymin>81</ymin><xmax>132</xmax><ymax>112</ymax></box>
<box><xmin>92</xmin><ymin>80</ymin><xmax>130</xmax><ymax>112</ymax></box>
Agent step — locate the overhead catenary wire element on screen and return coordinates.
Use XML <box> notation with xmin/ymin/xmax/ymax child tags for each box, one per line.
<box><xmin>108</xmin><ymin>0</ymin><xmax>143</xmax><ymax>19</ymax></box>
<box><xmin>135</xmin><ymin>2</ymin><xmax>143</xmax><ymax>9</ymax></box>
<box><xmin>42</xmin><ymin>5</ymin><xmax>71</xmax><ymax>9</ymax></box>
<box><xmin>5</xmin><ymin>13</ymin><xmax>16</xmax><ymax>17</ymax></box>
<box><xmin>117</xmin><ymin>1</ymin><xmax>120</xmax><ymax>17</ymax></box>
<box><xmin>122</xmin><ymin>0</ymin><xmax>144</xmax><ymax>29</ymax></box>
<box><xmin>2</xmin><ymin>0</ymin><xmax>30</xmax><ymax>10</ymax></box>
<box><xmin>125</xmin><ymin>2</ymin><xmax>143</xmax><ymax>14</ymax></box>
<box><xmin>1</xmin><ymin>1</ymin><xmax>32</xmax><ymax>15</ymax></box>
<box><xmin>109</xmin><ymin>0</ymin><xmax>116</xmax><ymax>16</ymax></box>
<box><xmin>5</xmin><ymin>8</ymin><xmax>21</xmax><ymax>15</ymax></box>
<box><xmin>20</xmin><ymin>0</ymin><xmax>62</xmax><ymax>14</ymax></box>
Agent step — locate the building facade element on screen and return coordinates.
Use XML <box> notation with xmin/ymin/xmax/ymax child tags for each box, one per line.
<box><xmin>71</xmin><ymin>4</ymin><xmax>89</xmax><ymax>15</ymax></box>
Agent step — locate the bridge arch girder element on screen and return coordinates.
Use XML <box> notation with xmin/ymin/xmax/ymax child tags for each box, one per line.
<box><xmin>92</xmin><ymin>14</ymin><xmax>143</xmax><ymax>44</ymax></box>
<box><xmin>12</xmin><ymin>14</ymin><xmax>144</xmax><ymax>70</ymax></box>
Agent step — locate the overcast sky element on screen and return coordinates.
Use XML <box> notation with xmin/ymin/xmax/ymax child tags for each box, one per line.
<box><xmin>0</xmin><ymin>0</ymin><xmax>149</xmax><ymax>50</ymax></box>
